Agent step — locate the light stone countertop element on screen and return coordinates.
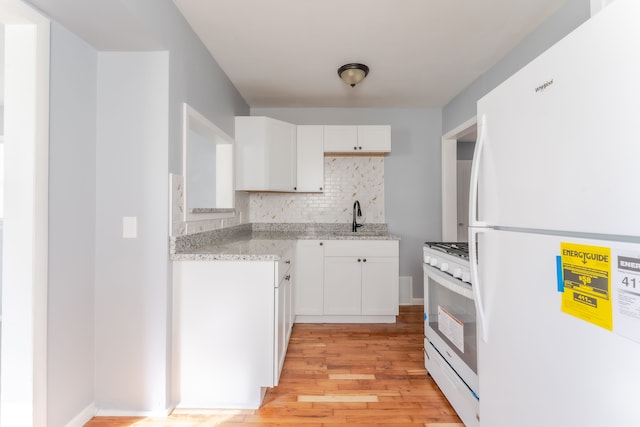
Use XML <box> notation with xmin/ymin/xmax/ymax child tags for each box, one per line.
<box><xmin>170</xmin><ymin>223</ymin><xmax>400</xmax><ymax>261</ymax></box>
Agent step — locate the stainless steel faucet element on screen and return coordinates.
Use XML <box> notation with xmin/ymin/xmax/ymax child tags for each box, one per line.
<box><xmin>352</xmin><ymin>200</ymin><xmax>363</xmax><ymax>232</ymax></box>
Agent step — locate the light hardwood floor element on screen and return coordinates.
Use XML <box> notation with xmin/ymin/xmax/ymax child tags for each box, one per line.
<box><xmin>85</xmin><ymin>305</ymin><xmax>462</xmax><ymax>426</ymax></box>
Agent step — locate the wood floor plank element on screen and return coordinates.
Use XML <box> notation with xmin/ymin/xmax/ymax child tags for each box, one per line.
<box><xmin>328</xmin><ymin>373</ymin><xmax>376</xmax><ymax>380</ymax></box>
<box><xmin>85</xmin><ymin>306</ymin><xmax>462</xmax><ymax>426</ymax></box>
<box><xmin>298</xmin><ymin>395</ymin><xmax>379</xmax><ymax>403</ymax></box>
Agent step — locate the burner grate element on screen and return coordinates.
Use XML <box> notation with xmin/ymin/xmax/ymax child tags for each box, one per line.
<box><xmin>424</xmin><ymin>242</ymin><xmax>469</xmax><ymax>259</ymax></box>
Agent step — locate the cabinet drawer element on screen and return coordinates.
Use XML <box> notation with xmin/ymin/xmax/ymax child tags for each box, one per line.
<box><xmin>276</xmin><ymin>244</ymin><xmax>295</xmax><ymax>285</ymax></box>
<box><xmin>323</xmin><ymin>240</ymin><xmax>398</xmax><ymax>257</ymax></box>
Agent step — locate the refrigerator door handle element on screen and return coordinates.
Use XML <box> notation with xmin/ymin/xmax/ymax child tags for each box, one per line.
<box><xmin>469</xmin><ymin>114</ymin><xmax>487</xmax><ymax>228</ymax></box>
<box><xmin>469</xmin><ymin>226</ymin><xmax>488</xmax><ymax>342</ymax></box>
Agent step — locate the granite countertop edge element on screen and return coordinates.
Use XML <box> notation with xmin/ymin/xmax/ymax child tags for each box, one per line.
<box><xmin>170</xmin><ymin>223</ymin><xmax>400</xmax><ymax>261</ymax></box>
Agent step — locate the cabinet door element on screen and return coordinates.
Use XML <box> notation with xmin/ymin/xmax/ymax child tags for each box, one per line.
<box><xmin>324</xmin><ymin>256</ymin><xmax>361</xmax><ymax>315</ymax></box>
<box><xmin>235</xmin><ymin>116</ymin><xmax>297</xmax><ymax>191</ymax></box>
<box><xmin>274</xmin><ymin>278</ymin><xmax>288</xmax><ymax>384</ymax></box>
<box><xmin>296</xmin><ymin>125</ymin><xmax>324</xmax><ymax>192</ymax></box>
<box><xmin>361</xmin><ymin>256</ymin><xmax>399</xmax><ymax>315</ymax></box>
<box><xmin>357</xmin><ymin>125</ymin><xmax>391</xmax><ymax>153</ymax></box>
<box><xmin>323</xmin><ymin>125</ymin><xmax>358</xmax><ymax>153</ymax></box>
<box><xmin>295</xmin><ymin>240</ymin><xmax>324</xmax><ymax>315</ymax></box>
<box><xmin>266</xmin><ymin>118</ymin><xmax>297</xmax><ymax>191</ymax></box>
<box><xmin>235</xmin><ymin>116</ymin><xmax>267</xmax><ymax>191</ymax></box>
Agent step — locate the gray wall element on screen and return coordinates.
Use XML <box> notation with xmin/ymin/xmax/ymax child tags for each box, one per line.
<box><xmin>42</xmin><ymin>0</ymin><xmax>250</xmax><ymax>421</ymax></box>
<box><xmin>94</xmin><ymin>51</ymin><xmax>169</xmax><ymax>412</ymax></box>
<box><xmin>121</xmin><ymin>0</ymin><xmax>250</xmax><ymax>173</ymax></box>
<box><xmin>47</xmin><ymin>22</ymin><xmax>97</xmax><ymax>427</ymax></box>
<box><xmin>443</xmin><ymin>0</ymin><xmax>591</xmax><ymax>133</ymax></box>
<box><xmin>252</xmin><ymin>108</ymin><xmax>442</xmax><ymax>298</ymax></box>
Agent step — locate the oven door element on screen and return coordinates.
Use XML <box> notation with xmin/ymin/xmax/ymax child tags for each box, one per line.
<box><xmin>424</xmin><ymin>263</ymin><xmax>478</xmax><ymax>395</ymax></box>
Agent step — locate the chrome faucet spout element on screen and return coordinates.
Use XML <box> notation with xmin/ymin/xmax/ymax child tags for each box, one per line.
<box><xmin>352</xmin><ymin>200</ymin><xmax>363</xmax><ymax>232</ymax></box>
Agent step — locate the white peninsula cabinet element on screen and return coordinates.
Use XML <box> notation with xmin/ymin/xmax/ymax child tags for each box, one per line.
<box><xmin>235</xmin><ymin>116</ymin><xmax>297</xmax><ymax>192</ymax></box>
<box><xmin>323</xmin><ymin>125</ymin><xmax>391</xmax><ymax>153</ymax></box>
<box><xmin>173</xmin><ymin>245</ymin><xmax>295</xmax><ymax>409</ymax></box>
<box><xmin>296</xmin><ymin>239</ymin><xmax>399</xmax><ymax>323</ymax></box>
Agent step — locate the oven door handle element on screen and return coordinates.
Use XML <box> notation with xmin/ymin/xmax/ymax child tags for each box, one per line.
<box><xmin>469</xmin><ymin>227</ymin><xmax>488</xmax><ymax>342</ymax></box>
<box><xmin>423</xmin><ymin>264</ymin><xmax>474</xmax><ymax>299</ymax></box>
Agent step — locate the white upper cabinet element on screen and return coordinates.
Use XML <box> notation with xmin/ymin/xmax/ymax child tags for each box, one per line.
<box><xmin>296</xmin><ymin>125</ymin><xmax>324</xmax><ymax>192</ymax></box>
<box><xmin>323</xmin><ymin>125</ymin><xmax>391</xmax><ymax>153</ymax></box>
<box><xmin>357</xmin><ymin>126</ymin><xmax>391</xmax><ymax>153</ymax></box>
<box><xmin>235</xmin><ymin>116</ymin><xmax>297</xmax><ymax>192</ymax></box>
<box><xmin>323</xmin><ymin>126</ymin><xmax>358</xmax><ymax>152</ymax></box>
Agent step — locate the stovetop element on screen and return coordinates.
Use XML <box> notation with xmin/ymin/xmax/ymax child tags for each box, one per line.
<box><xmin>424</xmin><ymin>242</ymin><xmax>469</xmax><ymax>260</ymax></box>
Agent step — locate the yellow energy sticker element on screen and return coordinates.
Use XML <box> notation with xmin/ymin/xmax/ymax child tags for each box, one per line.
<box><xmin>560</xmin><ymin>242</ymin><xmax>612</xmax><ymax>330</ymax></box>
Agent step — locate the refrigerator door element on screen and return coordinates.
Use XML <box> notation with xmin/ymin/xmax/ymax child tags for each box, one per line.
<box><xmin>473</xmin><ymin>0</ymin><xmax>640</xmax><ymax>237</ymax></box>
<box><xmin>473</xmin><ymin>227</ymin><xmax>640</xmax><ymax>427</ymax></box>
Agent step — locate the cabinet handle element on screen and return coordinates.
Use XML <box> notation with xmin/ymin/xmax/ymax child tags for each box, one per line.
<box><xmin>358</xmin><ymin>146</ymin><xmax>363</xmax><ymax>150</ymax></box>
<box><xmin>285</xmin><ymin>274</ymin><xmax>291</xmax><ymax>281</ymax></box>
<box><xmin>319</xmin><ymin>187</ymin><xmax>323</xmax><ymax>191</ymax></box>
<box><xmin>294</xmin><ymin>186</ymin><xmax>297</xmax><ymax>191</ymax></box>
<box><xmin>363</xmin><ymin>258</ymin><xmax>367</xmax><ymax>262</ymax></box>
<box><xmin>357</xmin><ymin>258</ymin><xmax>362</xmax><ymax>262</ymax></box>
<box><xmin>285</xmin><ymin>260</ymin><xmax>291</xmax><ymax>264</ymax></box>
<box><xmin>353</xmin><ymin>146</ymin><xmax>358</xmax><ymax>150</ymax></box>
<box><xmin>319</xmin><ymin>242</ymin><xmax>323</xmax><ymax>246</ymax></box>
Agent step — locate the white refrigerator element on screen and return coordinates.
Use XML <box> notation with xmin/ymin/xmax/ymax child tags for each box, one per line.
<box><xmin>469</xmin><ymin>0</ymin><xmax>640</xmax><ymax>426</ymax></box>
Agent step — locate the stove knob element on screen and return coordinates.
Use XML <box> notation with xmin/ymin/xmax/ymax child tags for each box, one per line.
<box><xmin>461</xmin><ymin>271</ymin><xmax>471</xmax><ymax>282</ymax></box>
<box><xmin>430</xmin><ymin>258</ymin><xmax>438</xmax><ymax>267</ymax></box>
<box><xmin>453</xmin><ymin>268</ymin><xmax>462</xmax><ymax>278</ymax></box>
<box><xmin>424</xmin><ymin>255</ymin><xmax>432</xmax><ymax>264</ymax></box>
<box><xmin>440</xmin><ymin>262</ymin><xmax>449</xmax><ymax>272</ymax></box>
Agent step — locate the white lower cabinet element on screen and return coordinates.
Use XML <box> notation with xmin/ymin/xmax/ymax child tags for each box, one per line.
<box><xmin>295</xmin><ymin>240</ymin><xmax>324</xmax><ymax>315</ymax></box>
<box><xmin>324</xmin><ymin>255</ymin><xmax>399</xmax><ymax>316</ymax></box>
<box><xmin>173</xmin><ymin>247</ymin><xmax>295</xmax><ymax>409</ymax></box>
<box><xmin>323</xmin><ymin>256</ymin><xmax>362</xmax><ymax>315</ymax></box>
<box><xmin>275</xmin><ymin>267</ymin><xmax>293</xmax><ymax>380</ymax></box>
<box><xmin>361</xmin><ymin>256</ymin><xmax>400</xmax><ymax>315</ymax></box>
<box><xmin>296</xmin><ymin>239</ymin><xmax>399</xmax><ymax>323</ymax></box>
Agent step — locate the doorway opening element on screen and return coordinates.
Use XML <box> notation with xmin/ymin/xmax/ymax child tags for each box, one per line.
<box><xmin>0</xmin><ymin>2</ymin><xmax>50</xmax><ymax>426</ymax></box>
<box><xmin>441</xmin><ymin>117</ymin><xmax>477</xmax><ymax>242</ymax></box>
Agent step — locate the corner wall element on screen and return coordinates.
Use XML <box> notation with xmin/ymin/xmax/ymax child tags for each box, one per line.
<box><xmin>443</xmin><ymin>0</ymin><xmax>591</xmax><ymax>133</ymax></box>
<box><xmin>47</xmin><ymin>22</ymin><xmax>98</xmax><ymax>426</ymax></box>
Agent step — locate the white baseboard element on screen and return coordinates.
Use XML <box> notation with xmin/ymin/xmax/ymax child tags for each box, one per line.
<box><xmin>95</xmin><ymin>407</ymin><xmax>172</xmax><ymax>417</ymax></box>
<box><xmin>411</xmin><ymin>298</ymin><xmax>424</xmax><ymax>306</ymax></box>
<box><xmin>65</xmin><ymin>403</ymin><xmax>96</xmax><ymax>427</ymax></box>
<box><xmin>295</xmin><ymin>315</ymin><xmax>397</xmax><ymax>323</ymax></box>
<box><xmin>399</xmin><ymin>276</ymin><xmax>413</xmax><ymax>305</ymax></box>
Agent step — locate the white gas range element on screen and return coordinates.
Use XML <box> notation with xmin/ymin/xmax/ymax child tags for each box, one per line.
<box><xmin>423</xmin><ymin>242</ymin><xmax>471</xmax><ymax>284</ymax></box>
<box><xmin>423</xmin><ymin>241</ymin><xmax>479</xmax><ymax>427</ymax></box>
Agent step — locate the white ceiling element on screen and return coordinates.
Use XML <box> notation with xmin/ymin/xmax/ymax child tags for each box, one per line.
<box><xmin>173</xmin><ymin>0</ymin><xmax>568</xmax><ymax>108</ymax></box>
<box><xmin>24</xmin><ymin>0</ymin><xmax>568</xmax><ymax>109</ymax></box>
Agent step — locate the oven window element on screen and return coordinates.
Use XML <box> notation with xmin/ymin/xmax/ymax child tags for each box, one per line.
<box><xmin>426</xmin><ymin>274</ymin><xmax>477</xmax><ymax>374</ymax></box>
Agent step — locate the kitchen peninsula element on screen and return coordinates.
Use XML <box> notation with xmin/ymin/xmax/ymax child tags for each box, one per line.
<box><xmin>170</xmin><ymin>222</ymin><xmax>399</xmax><ymax>409</ymax></box>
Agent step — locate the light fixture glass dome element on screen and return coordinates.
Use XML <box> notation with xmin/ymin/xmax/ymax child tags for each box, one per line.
<box><xmin>338</xmin><ymin>63</ymin><xmax>369</xmax><ymax>87</ymax></box>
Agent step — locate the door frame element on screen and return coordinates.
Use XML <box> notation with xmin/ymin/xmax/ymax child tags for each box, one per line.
<box><xmin>441</xmin><ymin>116</ymin><xmax>476</xmax><ymax>241</ymax></box>
<box><xmin>1</xmin><ymin>1</ymin><xmax>50</xmax><ymax>425</ymax></box>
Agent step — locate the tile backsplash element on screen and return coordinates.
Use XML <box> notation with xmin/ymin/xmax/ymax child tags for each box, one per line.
<box><xmin>171</xmin><ymin>156</ymin><xmax>384</xmax><ymax>236</ymax></box>
<box><xmin>249</xmin><ymin>156</ymin><xmax>384</xmax><ymax>224</ymax></box>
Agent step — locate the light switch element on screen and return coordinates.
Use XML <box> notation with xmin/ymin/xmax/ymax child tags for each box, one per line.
<box><xmin>123</xmin><ymin>216</ymin><xmax>137</xmax><ymax>239</ymax></box>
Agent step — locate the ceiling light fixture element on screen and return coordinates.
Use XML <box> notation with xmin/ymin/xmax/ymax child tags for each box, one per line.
<box><xmin>338</xmin><ymin>63</ymin><xmax>369</xmax><ymax>87</ymax></box>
